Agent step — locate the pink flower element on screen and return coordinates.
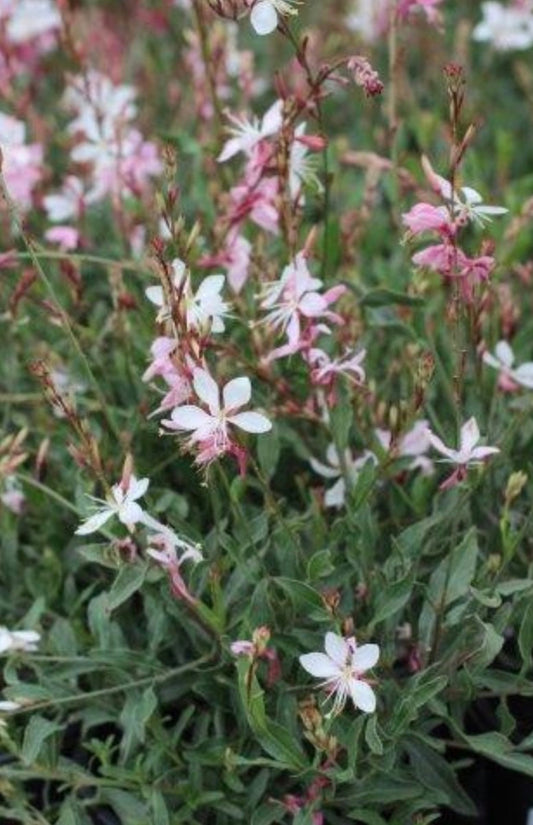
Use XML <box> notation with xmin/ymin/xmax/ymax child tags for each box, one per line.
<box><xmin>0</xmin><ymin>112</ymin><xmax>42</xmax><ymax>212</ymax></box>
<box><xmin>401</xmin><ymin>202</ymin><xmax>453</xmax><ymax>237</ymax></box>
<box><xmin>44</xmin><ymin>226</ymin><xmax>79</xmax><ymax>251</ymax></box>
<box><xmin>300</xmin><ymin>632</ymin><xmax>380</xmax><ymax>715</ymax></box>
<box><xmin>426</xmin><ymin>417</ymin><xmax>499</xmax><ymax>490</ymax></box>
<box><xmin>375</xmin><ymin>420</ymin><xmax>434</xmax><ymax>474</ymax></box>
<box><xmin>146</xmin><ymin>532</ymin><xmax>202</xmax><ymax>605</ymax></box>
<box><xmin>307</xmin><ymin>347</ymin><xmax>366</xmax><ymax>386</ymax></box>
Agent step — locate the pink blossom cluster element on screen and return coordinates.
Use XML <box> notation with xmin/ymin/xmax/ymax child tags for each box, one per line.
<box><xmin>43</xmin><ymin>70</ymin><xmax>162</xmax><ymax>251</ymax></box>
<box><xmin>402</xmin><ymin>156</ymin><xmax>507</xmax><ymax>303</ymax></box>
<box><xmin>0</xmin><ymin>112</ymin><xmax>43</xmax><ymax>212</ymax></box>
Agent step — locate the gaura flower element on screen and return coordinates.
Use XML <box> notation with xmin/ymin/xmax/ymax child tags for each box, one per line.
<box><xmin>483</xmin><ymin>340</ymin><xmax>533</xmax><ymax>391</ymax></box>
<box><xmin>218</xmin><ymin>100</ymin><xmax>282</xmax><ymax>162</ymax></box>
<box><xmin>146</xmin><ymin>259</ymin><xmax>230</xmax><ymax>333</ymax></box>
<box><xmin>75</xmin><ymin>474</ymin><xmax>150</xmax><ymax>535</ymax></box>
<box><xmin>425</xmin><ymin>417</ymin><xmax>499</xmax><ymax>490</ymax></box>
<box><xmin>299</xmin><ymin>632</ymin><xmax>379</xmax><ymax>715</ymax></box>
<box><xmin>162</xmin><ymin>368</ymin><xmax>271</xmax><ymax>462</ymax></box>
<box><xmin>310</xmin><ymin>445</ymin><xmax>376</xmax><ymax>508</ymax></box>
<box><xmin>472</xmin><ymin>1</ymin><xmax>533</xmax><ymax>52</ymax></box>
<box><xmin>249</xmin><ymin>0</ymin><xmax>300</xmax><ymax>36</ymax></box>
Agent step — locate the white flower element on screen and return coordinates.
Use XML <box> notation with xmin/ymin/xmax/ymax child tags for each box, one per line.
<box><xmin>473</xmin><ymin>2</ymin><xmax>533</xmax><ymax>51</ymax></box>
<box><xmin>146</xmin><ymin>260</ymin><xmax>230</xmax><ymax>333</ymax></box>
<box><xmin>483</xmin><ymin>340</ymin><xmax>533</xmax><ymax>389</ymax></box>
<box><xmin>0</xmin><ymin>627</ymin><xmax>40</xmax><ymax>654</ymax></box>
<box><xmin>310</xmin><ymin>445</ymin><xmax>376</xmax><ymax>508</ymax></box>
<box><xmin>4</xmin><ymin>0</ymin><xmax>61</xmax><ymax>45</ymax></box>
<box><xmin>218</xmin><ymin>100</ymin><xmax>282</xmax><ymax>162</ymax></box>
<box><xmin>43</xmin><ymin>176</ymin><xmax>90</xmax><ymax>223</ymax></box>
<box><xmin>453</xmin><ymin>186</ymin><xmax>508</xmax><ymax>226</ymax></box>
<box><xmin>288</xmin><ymin>124</ymin><xmax>322</xmax><ymax>199</ymax></box>
<box><xmin>426</xmin><ymin>417</ymin><xmax>499</xmax><ymax>466</ymax></box>
<box><xmin>375</xmin><ymin>420</ymin><xmax>434</xmax><ymax>474</ymax></box>
<box><xmin>250</xmin><ymin>0</ymin><xmax>300</xmax><ymax>35</ymax></box>
<box><xmin>299</xmin><ymin>632</ymin><xmax>379</xmax><ymax>715</ymax></box>
<box><xmin>163</xmin><ymin>368</ymin><xmax>271</xmax><ymax>444</ymax></box>
<box><xmin>75</xmin><ymin>475</ymin><xmax>150</xmax><ymax>535</ymax></box>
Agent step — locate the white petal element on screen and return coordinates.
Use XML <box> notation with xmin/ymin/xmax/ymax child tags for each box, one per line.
<box><xmin>324</xmin><ymin>478</ymin><xmax>346</xmax><ymax>508</ymax></box>
<box><xmin>171</xmin><ymin>405</ymin><xmax>214</xmax><ymax>431</ymax></box>
<box><xmin>475</xmin><ymin>205</ymin><xmax>508</xmax><ymax>216</ymax></box>
<box><xmin>195</xmin><ymin>274</ymin><xmax>225</xmax><ymax>300</ymax></box>
<box><xmin>261</xmin><ymin>100</ymin><xmax>283</xmax><ymax>136</ymax></box>
<box><xmin>299</xmin><ymin>652</ymin><xmax>340</xmax><ymax>679</ymax></box>
<box><xmin>127</xmin><ymin>476</ymin><xmax>150</xmax><ymax>501</ymax></box>
<box><xmin>512</xmin><ymin>363</ymin><xmax>533</xmax><ymax>388</ymax></box>
<box><xmin>309</xmin><ymin>458</ymin><xmax>341</xmax><ymax>479</ymax></box>
<box><xmin>495</xmin><ymin>340</ymin><xmax>514</xmax><ymax>367</ymax></box>
<box><xmin>223</xmin><ymin>376</ymin><xmax>251</xmax><ymax>412</ymax></box>
<box><xmin>460</xmin><ymin>417</ymin><xmax>480</xmax><ymax>454</ymax></box>
<box><xmin>325</xmin><ymin>632</ymin><xmax>350</xmax><ymax>668</ymax></box>
<box><xmin>118</xmin><ymin>501</ymin><xmax>144</xmax><ymax>525</ymax></box>
<box><xmin>228</xmin><ymin>411</ymin><xmax>272</xmax><ymax>433</ymax></box>
<box><xmin>193</xmin><ymin>369</ymin><xmax>220</xmax><ymax>413</ymax></box>
<box><xmin>75</xmin><ymin>508</ymin><xmax>114</xmax><ymax>535</ymax></box>
<box><xmin>461</xmin><ymin>186</ymin><xmax>483</xmax><ymax>204</ymax></box>
<box><xmin>145</xmin><ymin>286</ymin><xmax>164</xmax><ymax>306</ymax></box>
<box><xmin>352</xmin><ymin>643</ymin><xmax>380</xmax><ymax>672</ymax></box>
<box><xmin>250</xmin><ymin>1</ymin><xmax>278</xmax><ymax>35</ymax></box>
<box><xmin>349</xmin><ymin>679</ymin><xmax>376</xmax><ymax>713</ymax></box>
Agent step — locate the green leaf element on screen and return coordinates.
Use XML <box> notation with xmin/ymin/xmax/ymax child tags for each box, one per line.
<box><xmin>519</xmin><ymin>601</ymin><xmax>533</xmax><ymax>672</ymax></box>
<box><xmin>21</xmin><ymin>715</ymin><xmax>62</xmax><ymax>766</ymax></box>
<box><xmin>404</xmin><ymin>740</ymin><xmax>476</xmax><ymax>816</ymax></box>
<box><xmin>419</xmin><ymin>528</ymin><xmax>478</xmax><ymax>647</ymax></box>
<box><xmin>236</xmin><ymin>659</ymin><xmax>306</xmax><ymax>770</ymax></box>
<box><xmin>496</xmin><ymin>579</ymin><xmax>533</xmax><ymax>597</ymax></box>
<box><xmin>364</xmin><ymin>714</ymin><xmax>384</xmax><ymax>755</ymax></box>
<box><xmin>330</xmin><ymin>399</ymin><xmax>353</xmax><ymax>451</ymax></box>
<box><xmin>360</xmin><ymin>288</ymin><xmax>425</xmax><ymax>308</ymax></box>
<box><xmin>348</xmin><ymin>810</ymin><xmax>388</xmax><ymax>825</ymax></box>
<box><xmin>370</xmin><ymin>572</ymin><xmax>414</xmax><ymax>627</ymax></box>
<box><xmin>306</xmin><ymin>549</ymin><xmax>335</xmax><ymax>581</ymax></box>
<box><xmin>257</xmin><ymin>428</ymin><xmax>281</xmax><ymax>480</ymax></box>
<box><xmin>251</xmin><ymin>803</ymin><xmax>283</xmax><ymax>825</ymax></box>
<box><xmin>458</xmin><ymin>731</ymin><xmax>533</xmax><ymax>778</ymax></box>
<box><xmin>108</xmin><ymin>562</ymin><xmax>148</xmax><ymax>612</ymax></box>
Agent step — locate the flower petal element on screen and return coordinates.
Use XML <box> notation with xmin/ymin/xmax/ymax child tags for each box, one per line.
<box><xmin>460</xmin><ymin>417</ymin><xmax>480</xmax><ymax>455</ymax></box>
<box><xmin>128</xmin><ymin>476</ymin><xmax>150</xmax><ymax>501</ymax></box>
<box><xmin>228</xmin><ymin>411</ymin><xmax>272</xmax><ymax>433</ymax></box>
<box><xmin>193</xmin><ymin>369</ymin><xmax>220</xmax><ymax>413</ymax></box>
<box><xmin>223</xmin><ymin>376</ymin><xmax>251</xmax><ymax>412</ymax></box>
<box><xmin>349</xmin><ymin>679</ymin><xmax>376</xmax><ymax>713</ymax></box>
<box><xmin>171</xmin><ymin>405</ymin><xmax>214</xmax><ymax>431</ymax></box>
<box><xmin>325</xmin><ymin>632</ymin><xmax>349</xmax><ymax>668</ymax></box>
<box><xmin>494</xmin><ymin>340</ymin><xmax>514</xmax><ymax>368</ymax></box>
<box><xmin>352</xmin><ymin>643</ymin><xmax>380</xmax><ymax>673</ymax></box>
<box><xmin>75</xmin><ymin>507</ymin><xmax>114</xmax><ymax>535</ymax></box>
<box><xmin>299</xmin><ymin>652</ymin><xmax>340</xmax><ymax>679</ymax></box>
<box><xmin>512</xmin><ymin>363</ymin><xmax>533</xmax><ymax>389</ymax></box>
<box><xmin>250</xmin><ymin>0</ymin><xmax>278</xmax><ymax>35</ymax></box>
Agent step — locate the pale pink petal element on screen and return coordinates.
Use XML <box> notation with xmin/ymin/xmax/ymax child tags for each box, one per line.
<box><xmin>223</xmin><ymin>376</ymin><xmax>251</xmax><ymax>412</ymax></box>
<box><xmin>145</xmin><ymin>286</ymin><xmax>164</xmax><ymax>307</ymax></box>
<box><xmin>460</xmin><ymin>417</ymin><xmax>480</xmax><ymax>455</ymax></box>
<box><xmin>299</xmin><ymin>292</ymin><xmax>327</xmax><ymax>318</ymax></box>
<box><xmin>349</xmin><ymin>679</ymin><xmax>376</xmax><ymax>713</ymax></box>
<box><xmin>261</xmin><ymin>100</ymin><xmax>283</xmax><ymax>136</ymax></box>
<box><xmin>195</xmin><ymin>274</ymin><xmax>225</xmax><ymax>300</ymax></box>
<box><xmin>324</xmin><ymin>478</ymin><xmax>346</xmax><ymax>508</ymax></box>
<box><xmin>171</xmin><ymin>405</ymin><xmax>214</xmax><ymax>431</ymax></box>
<box><xmin>325</xmin><ymin>632</ymin><xmax>350</xmax><ymax>668</ymax></box>
<box><xmin>299</xmin><ymin>652</ymin><xmax>340</xmax><ymax>679</ymax></box>
<box><xmin>469</xmin><ymin>446</ymin><xmax>500</xmax><ymax>460</ymax></box>
<box><xmin>309</xmin><ymin>458</ymin><xmax>341</xmax><ymax>479</ymax></box>
<box><xmin>228</xmin><ymin>411</ymin><xmax>272</xmax><ymax>433</ymax></box>
<box><xmin>193</xmin><ymin>369</ymin><xmax>220</xmax><ymax>413</ymax></box>
<box><xmin>427</xmin><ymin>430</ymin><xmax>457</xmax><ymax>462</ymax></box>
<box><xmin>352</xmin><ymin>643</ymin><xmax>380</xmax><ymax>672</ymax></box>
<box><xmin>483</xmin><ymin>351</ymin><xmax>504</xmax><ymax>371</ymax></box>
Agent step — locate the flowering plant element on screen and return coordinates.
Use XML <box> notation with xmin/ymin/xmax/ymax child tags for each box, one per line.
<box><xmin>1</xmin><ymin>1</ymin><xmax>533</xmax><ymax>823</ymax></box>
